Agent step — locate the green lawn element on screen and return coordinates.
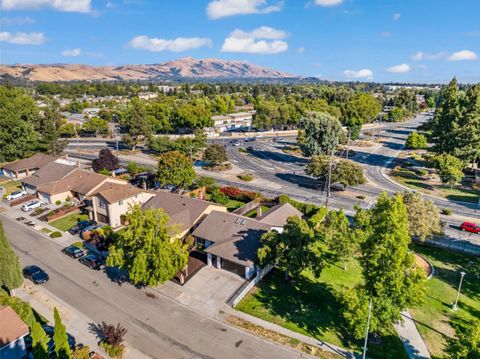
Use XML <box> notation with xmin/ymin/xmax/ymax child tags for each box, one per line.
<box><xmin>49</xmin><ymin>213</ymin><xmax>89</xmax><ymax>232</ymax></box>
<box><xmin>390</xmin><ymin>168</ymin><xmax>480</xmax><ymax>204</ymax></box>
<box><xmin>245</xmin><ymin>205</ymin><xmax>270</xmax><ymax>218</ymax></box>
<box><xmin>410</xmin><ymin>244</ymin><xmax>480</xmax><ymax>359</ymax></box>
<box><xmin>0</xmin><ymin>179</ymin><xmax>21</xmax><ymax>198</ymax></box>
<box><xmin>236</xmin><ymin>261</ymin><xmax>407</xmax><ymax>359</ymax></box>
<box><xmin>225</xmin><ymin>199</ymin><xmax>246</xmax><ymax>211</ymax></box>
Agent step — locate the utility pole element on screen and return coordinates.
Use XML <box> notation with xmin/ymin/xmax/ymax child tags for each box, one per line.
<box><xmin>346</xmin><ymin>128</ymin><xmax>351</xmax><ymax>160</ymax></box>
<box><xmin>362</xmin><ymin>298</ymin><xmax>373</xmax><ymax>359</ymax></box>
<box><xmin>325</xmin><ymin>148</ymin><xmax>333</xmax><ymax>208</ymax></box>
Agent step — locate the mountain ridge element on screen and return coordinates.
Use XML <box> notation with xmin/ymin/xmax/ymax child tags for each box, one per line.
<box><xmin>0</xmin><ymin>57</ymin><xmax>296</xmax><ymax>82</ymax></box>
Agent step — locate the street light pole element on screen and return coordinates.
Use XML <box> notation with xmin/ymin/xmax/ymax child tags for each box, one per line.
<box><xmin>362</xmin><ymin>298</ymin><xmax>373</xmax><ymax>359</ymax></box>
<box><xmin>452</xmin><ymin>271</ymin><xmax>466</xmax><ymax>311</ymax></box>
<box><xmin>325</xmin><ymin>148</ymin><xmax>333</xmax><ymax>208</ymax></box>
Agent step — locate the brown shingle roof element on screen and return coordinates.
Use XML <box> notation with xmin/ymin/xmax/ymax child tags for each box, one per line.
<box><xmin>37</xmin><ymin>169</ymin><xmax>109</xmax><ymax>196</ymax></box>
<box><xmin>0</xmin><ymin>306</ymin><xmax>29</xmax><ymax>348</ymax></box>
<box><xmin>21</xmin><ymin>162</ymin><xmax>77</xmax><ymax>188</ymax></box>
<box><xmin>192</xmin><ymin>211</ymin><xmax>272</xmax><ymax>267</ymax></box>
<box><xmin>142</xmin><ymin>191</ymin><xmax>223</xmax><ymax>233</ymax></box>
<box><xmin>257</xmin><ymin>202</ymin><xmax>303</xmax><ymax>227</ymax></box>
<box><xmin>2</xmin><ymin>153</ymin><xmax>57</xmax><ymax>172</ymax></box>
<box><xmin>94</xmin><ymin>182</ymin><xmax>146</xmax><ymax>204</ymax></box>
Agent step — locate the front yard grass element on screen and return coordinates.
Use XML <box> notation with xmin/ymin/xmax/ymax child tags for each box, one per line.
<box><xmin>49</xmin><ymin>213</ymin><xmax>89</xmax><ymax>232</ymax></box>
<box><xmin>410</xmin><ymin>244</ymin><xmax>480</xmax><ymax>359</ymax></box>
<box><xmin>0</xmin><ymin>179</ymin><xmax>21</xmax><ymax>198</ymax></box>
<box><xmin>236</xmin><ymin>261</ymin><xmax>407</xmax><ymax>359</ymax></box>
<box><xmin>225</xmin><ymin>199</ymin><xmax>246</xmax><ymax>211</ymax></box>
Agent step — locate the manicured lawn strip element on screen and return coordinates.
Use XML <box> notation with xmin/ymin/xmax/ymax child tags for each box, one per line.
<box><xmin>390</xmin><ymin>169</ymin><xmax>480</xmax><ymax>204</ymax></box>
<box><xmin>49</xmin><ymin>213</ymin><xmax>89</xmax><ymax>232</ymax></box>
<box><xmin>236</xmin><ymin>263</ymin><xmax>407</xmax><ymax>359</ymax></box>
<box><xmin>225</xmin><ymin>199</ymin><xmax>246</xmax><ymax>211</ymax></box>
<box><xmin>245</xmin><ymin>206</ymin><xmax>270</xmax><ymax>218</ymax></box>
<box><xmin>410</xmin><ymin>244</ymin><xmax>480</xmax><ymax>358</ymax></box>
<box><xmin>1</xmin><ymin>179</ymin><xmax>21</xmax><ymax>198</ymax></box>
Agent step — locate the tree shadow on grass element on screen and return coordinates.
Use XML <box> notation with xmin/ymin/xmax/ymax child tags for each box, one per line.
<box><xmin>251</xmin><ymin>270</ymin><xmax>359</xmax><ymax>350</ymax></box>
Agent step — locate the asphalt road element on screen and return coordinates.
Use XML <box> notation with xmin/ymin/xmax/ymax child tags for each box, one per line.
<box><xmin>2</xmin><ymin>216</ymin><xmax>309</xmax><ymax>359</ymax></box>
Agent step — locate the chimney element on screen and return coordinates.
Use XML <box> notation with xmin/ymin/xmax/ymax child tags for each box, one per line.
<box><xmin>256</xmin><ymin>206</ymin><xmax>263</xmax><ymax>219</ymax></box>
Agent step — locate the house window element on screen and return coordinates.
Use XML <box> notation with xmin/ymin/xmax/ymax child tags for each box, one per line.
<box><xmin>119</xmin><ymin>200</ymin><xmax>124</xmax><ymax>206</ymax></box>
<box><xmin>99</xmin><ymin>199</ymin><xmax>106</xmax><ymax>208</ymax></box>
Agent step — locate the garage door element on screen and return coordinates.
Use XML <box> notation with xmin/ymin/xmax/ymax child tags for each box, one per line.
<box><xmin>221</xmin><ymin>259</ymin><xmax>245</xmax><ymax>277</ymax></box>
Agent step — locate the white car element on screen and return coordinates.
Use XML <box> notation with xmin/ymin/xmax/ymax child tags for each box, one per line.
<box><xmin>21</xmin><ymin>200</ymin><xmax>43</xmax><ymax>212</ymax></box>
<box><xmin>7</xmin><ymin>190</ymin><xmax>27</xmax><ymax>201</ymax></box>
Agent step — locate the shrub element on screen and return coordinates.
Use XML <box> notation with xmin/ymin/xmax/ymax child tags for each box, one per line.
<box><xmin>55</xmin><ymin>200</ymin><xmax>61</xmax><ymax>206</ymax></box>
<box><xmin>278</xmin><ymin>194</ymin><xmax>319</xmax><ymax>217</ymax></box>
<box><xmin>237</xmin><ymin>173</ymin><xmax>254</xmax><ymax>182</ymax></box>
<box><xmin>405</xmin><ymin>131</ymin><xmax>428</xmax><ymax>149</ymax></box>
<box><xmin>220</xmin><ymin>186</ymin><xmax>260</xmax><ymax>202</ymax></box>
<box><xmin>97</xmin><ymin>322</ymin><xmax>127</xmax><ymax>358</ymax></box>
<box><xmin>100</xmin><ymin>342</ymin><xmax>124</xmax><ymax>359</ymax></box>
<box><xmin>50</xmin><ymin>231</ymin><xmax>62</xmax><ymax>238</ymax></box>
<box><xmin>99</xmin><ymin>169</ymin><xmax>111</xmax><ymax>176</ymax></box>
<box><xmin>47</xmin><ymin>210</ymin><xmax>55</xmax><ymax>217</ymax></box>
<box><xmin>72</xmin><ymin>241</ymin><xmax>83</xmax><ymax>249</ymax></box>
<box><xmin>65</xmin><ymin>197</ymin><xmax>71</xmax><ymax>203</ymax></box>
<box><xmin>206</xmin><ymin>186</ymin><xmax>229</xmax><ymax>205</ymax></box>
<box><xmin>416</xmin><ymin>169</ymin><xmax>429</xmax><ymax>176</ymax></box>
<box><xmin>442</xmin><ymin>208</ymin><xmax>452</xmax><ymax>216</ymax></box>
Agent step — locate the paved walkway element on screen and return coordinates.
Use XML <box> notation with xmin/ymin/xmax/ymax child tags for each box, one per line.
<box><xmin>222</xmin><ymin>307</ymin><xmax>361</xmax><ymax>359</ymax></box>
<box><xmin>16</xmin><ymin>283</ymin><xmax>149</xmax><ymax>359</ymax></box>
<box><xmin>394</xmin><ymin>311</ymin><xmax>431</xmax><ymax>359</ymax></box>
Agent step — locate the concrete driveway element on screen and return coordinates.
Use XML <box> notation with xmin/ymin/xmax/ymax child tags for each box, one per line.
<box><xmin>158</xmin><ymin>266</ymin><xmax>245</xmax><ymax>317</ymax></box>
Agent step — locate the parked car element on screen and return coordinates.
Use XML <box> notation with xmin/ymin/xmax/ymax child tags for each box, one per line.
<box><xmin>26</xmin><ymin>220</ymin><xmax>36</xmax><ymax>227</ymax></box>
<box><xmin>7</xmin><ymin>190</ymin><xmax>27</xmax><ymax>201</ymax></box>
<box><xmin>233</xmin><ymin>142</ymin><xmax>242</xmax><ymax>147</ymax></box>
<box><xmin>460</xmin><ymin>222</ymin><xmax>480</xmax><ymax>234</ymax></box>
<box><xmin>23</xmin><ymin>265</ymin><xmax>49</xmax><ymax>284</ymax></box>
<box><xmin>62</xmin><ymin>245</ymin><xmax>86</xmax><ymax>259</ymax></box>
<box><xmin>16</xmin><ymin>216</ymin><xmax>26</xmax><ymax>222</ymax></box>
<box><xmin>79</xmin><ymin>254</ymin><xmax>104</xmax><ymax>270</ymax></box>
<box><xmin>246</xmin><ymin>146</ymin><xmax>254</xmax><ymax>152</ymax></box>
<box><xmin>68</xmin><ymin>220</ymin><xmax>94</xmax><ymax>235</ymax></box>
<box><xmin>21</xmin><ymin>200</ymin><xmax>43</xmax><ymax>212</ymax></box>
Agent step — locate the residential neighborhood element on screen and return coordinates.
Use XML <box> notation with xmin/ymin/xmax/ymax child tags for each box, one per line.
<box><xmin>1</xmin><ymin>1</ymin><xmax>479</xmax><ymax>359</ymax></box>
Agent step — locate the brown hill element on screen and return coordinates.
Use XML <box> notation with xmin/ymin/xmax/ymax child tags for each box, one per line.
<box><xmin>0</xmin><ymin>57</ymin><xmax>294</xmax><ymax>82</ymax></box>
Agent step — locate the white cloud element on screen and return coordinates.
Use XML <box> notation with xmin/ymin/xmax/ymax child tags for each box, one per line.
<box><xmin>0</xmin><ymin>31</ymin><xmax>45</xmax><ymax>45</ymax></box>
<box><xmin>411</xmin><ymin>51</ymin><xmax>448</xmax><ymax>61</ymax></box>
<box><xmin>314</xmin><ymin>0</ymin><xmax>343</xmax><ymax>6</ymax></box>
<box><xmin>1</xmin><ymin>0</ymin><xmax>91</xmax><ymax>13</ymax></box>
<box><xmin>129</xmin><ymin>36</ymin><xmax>212</xmax><ymax>52</ymax></box>
<box><xmin>343</xmin><ymin>69</ymin><xmax>373</xmax><ymax>80</ymax></box>
<box><xmin>206</xmin><ymin>0</ymin><xmax>282</xmax><ymax>19</ymax></box>
<box><xmin>386</xmin><ymin>63</ymin><xmax>411</xmax><ymax>73</ymax></box>
<box><xmin>0</xmin><ymin>16</ymin><xmax>35</xmax><ymax>26</ymax></box>
<box><xmin>221</xmin><ymin>26</ymin><xmax>288</xmax><ymax>54</ymax></box>
<box><xmin>393</xmin><ymin>12</ymin><xmax>401</xmax><ymax>21</ymax></box>
<box><xmin>447</xmin><ymin>50</ymin><xmax>478</xmax><ymax>61</ymax></box>
<box><xmin>62</xmin><ymin>48</ymin><xmax>81</xmax><ymax>56</ymax></box>
<box><xmin>298</xmin><ymin>47</ymin><xmax>305</xmax><ymax>53</ymax></box>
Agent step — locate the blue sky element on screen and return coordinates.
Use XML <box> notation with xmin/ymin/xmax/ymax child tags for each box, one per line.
<box><xmin>1</xmin><ymin>0</ymin><xmax>479</xmax><ymax>83</ymax></box>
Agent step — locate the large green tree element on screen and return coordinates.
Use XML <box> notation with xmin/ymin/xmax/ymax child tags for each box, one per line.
<box><xmin>453</xmin><ymin>84</ymin><xmax>480</xmax><ymax>168</ymax></box>
<box><xmin>401</xmin><ymin>192</ymin><xmax>443</xmax><ymax>241</ymax></box>
<box><xmin>301</xmin><ymin>112</ymin><xmax>343</xmax><ymax>157</ymax></box>
<box><xmin>38</xmin><ymin>107</ymin><xmax>67</xmax><ymax>156</ymax></box>
<box><xmin>435</xmin><ymin>153</ymin><xmax>465</xmax><ymax>188</ymax></box>
<box><xmin>0</xmin><ymin>85</ymin><xmax>39</xmax><ymax>162</ymax></box>
<box><xmin>342</xmin><ymin>93</ymin><xmax>381</xmax><ymax>124</ymax></box>
<box><xmin>431</xmin><ymin>78</ymin><xmax>462</xmax><ymax>154</ymax></box>
<box><xmin>258</xmin><ymin>216</ymin><xmax>323</xmax><ymax>280</ymax></box>
<box><xmin>107</xmin><ymin>205</ymin><xmax>189</xmax><ymax>286</ymax></box>
<box><xmin>0</xmin><ymin>221</ymin><xmax>24</xmax><ymax>293</ymax></box>
<box><xmin>53</xmin><ymin>307</ymin><xmax>71</xmax><ymax>359</ymax></box>
<box><xmin>157</xmin><ymin>150</ymin><xmax>196</xmax><ymax>188</ymax></box>
<box><xmin>121</xmin><ymin>98</ymin><xmax>153</xmax><ymax>150</ymax></box>
<box><xmin>323</xmin><ymin>209</ymin><xmax>357</xmax><ymax>270</ymax></box>
<box><xmin>448</xmin><ymin>321</ymin><xmax>480</xmax><ymax>359</ymax></box>
<box><xmin>306</xmin><ymin>155</ymin><xmax>366</xmax><ymax>187</ymax></box>
<box><xmin>341</xmin><ymin>193</ymin><xmax>425</xmax><ymax>338</ymax></box>
<box><xmin>204</xmin><ymin>144</ymin><xmax>228</xmax><ymax>165</ymax></box>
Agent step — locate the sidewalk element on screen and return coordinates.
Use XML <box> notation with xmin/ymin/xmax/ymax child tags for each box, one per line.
<box><xmin>394</xmin><ymin>311</ymin><xmax>431</xmax><ymax>359</ymax></box>
<box><xmin>16</xmin><ymin>283</ymin><xmax>149</xmax><ymax>359</ymax></box>
<box><xmin>221</xmin><ymin>306</ymin><xmax>361</xmax><ymax>359</ymax></box>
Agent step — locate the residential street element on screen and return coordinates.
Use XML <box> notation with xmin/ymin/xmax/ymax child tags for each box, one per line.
<box><xmin>2</xmin><ymin>215</ymin><xmax>311</xmax><ymax>359</ymax></box>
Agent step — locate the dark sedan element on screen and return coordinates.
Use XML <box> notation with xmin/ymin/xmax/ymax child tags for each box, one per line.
<box><xmin>23</xmin><ymin>265</ymin><xmax>49</xmax><ymax>284</ymax></box>
<box><xmin>79</xmin><ymin>254</ymin><xmax>104</xmax><ymax>270</ymax></box>
<box><xmin>68</xmin><ymin>220</ymin><xmax>93</xmax><ymax>235</ymax></box>
<box><xmin>61</xmin><ymin>245</ymin><xmax>85</xmax><ymax>259</ymax></box>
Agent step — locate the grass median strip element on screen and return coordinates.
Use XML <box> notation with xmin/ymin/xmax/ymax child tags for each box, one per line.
<box><xmin>226</xmin><ymin>315</ymin><xmax>342</xmax><ymax>359</ymax></box>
